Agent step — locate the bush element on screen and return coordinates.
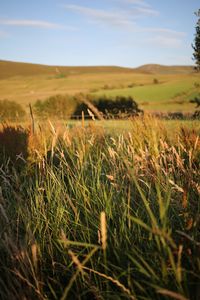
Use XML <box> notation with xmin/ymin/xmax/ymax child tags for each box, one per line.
<box><xmin>194</xmin><ymin>82</ymin><xmax>200</xmax><ymax>88</ymax></box>
<box><xmin>34</xmin><ymin>94</ymin><xmax>75</xmax><ymax>119</ymax></box>
<box><xmin>0</xmin><ymin>99</ymin><xmax>26</xmax><ymax>121</ymax></box>
<box><xmin>72</xmin><ymin>94</ymin><xmax>143</xmax><ymax>119</ymax></box>
<box><xmin>193</xmin><ymin>110</ymin><xmax>200</xmax><ymax>119</ymax></box>
<box><xmin>96</xmin><ymin>95</ymin><xmax>142</xmax><ymax>118</ymax></box>
<box><xmin>153</xmin><ymin>78</ymin><xmax>159</xmax><ymax>84</ymax></box>
<box><xmin>190</xmin><ymin>96</ymin><xmax>200</xmax><ymax>108</ymax></box>
<box><xmin>190</xmin><ymin>96</ymin><xmax>200</xmax><ymax>119</ymax></box>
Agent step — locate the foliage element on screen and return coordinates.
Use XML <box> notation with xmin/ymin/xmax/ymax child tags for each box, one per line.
<box><xmin>95</xmin><ymin>77</ymin><xmax>200</xmax><ymax>113</ymax></box>
<box><xmin>0</xmin><ymin>99</ymin><xmax>26</xmax><ymax>121</ymax></box>
<box><xmin>190</xmin><ymin>96</ymin><xmax>200</xmax><ymax>108</ymax></box>
<box><xmin>0</xmin><ymin>118</ymin><xmax>199</xmax><ymax>299</ymax></box>
<box><xmin>0</xmin><ymin>60</ymin><xmax>199</xmax><ymax>113</ymax></box>
<box><xmin>34</xmin><ymin>94</ymin><xmax>75</xmax><ymax>119</ymax></box>
<box><xmin>96</xmin><ymin>95</ymin><xmax>142</xmax><ymax>118</ymax></box>
<box><xmin>72</xmin><ymin>95</ymin><xmax>143</xmax><ymax>119</ymax></box>
<box><xmin>193</xmin><ymin>110</ymin><xmax>200</xmax><ymax>119</ymax></box>
<box><xmin>192</xmin><ymin>9</ymin><xmax>200</xmax><ymax>71</ymax></box>
<box><xmin>190</xmin><ymin>95</ymin><xmax>200</xmax><ymax>119</ymax></box>
<box><xmin>153</xmin><ymin>78</ymin><xmax>159</xmax><ymax>84</ymax></box>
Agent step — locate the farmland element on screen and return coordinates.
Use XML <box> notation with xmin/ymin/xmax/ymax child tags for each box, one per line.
<box><xmin>0</xmin><ymin>60</ymin><xmax>199</xmax><ymax>113</ymax></box>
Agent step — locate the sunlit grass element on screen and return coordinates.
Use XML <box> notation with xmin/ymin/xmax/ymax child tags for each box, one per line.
<box><xmin>0</xmin><ymin>116</ymin><xmax>199</xmax><ymax>299</ymax></box>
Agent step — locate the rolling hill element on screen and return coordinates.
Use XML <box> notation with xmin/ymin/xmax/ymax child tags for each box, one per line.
<box><xmin>0</xmin><ymin>60</ymin><xmax>195</xmax><ymax>79</ymax></box>
<box><xmin>134</xmin><ymin>64</ymin><xmax>194</xmax><ymax>74</ymax></box>
<box><xmin>0</xmin><ymin>60</ymin><xmax>134</xmax><ymax>80</ymax></box>
<box><xmin>0</xmin><ymin>60</ymin><xmax>199</xmax><ymax>113</ymax></box>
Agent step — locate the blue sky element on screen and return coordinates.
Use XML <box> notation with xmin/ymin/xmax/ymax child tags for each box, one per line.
<box><xmin>0</xmin><ymin>0</ymin><xmax>199</xmax><ymax>67</ymax></box>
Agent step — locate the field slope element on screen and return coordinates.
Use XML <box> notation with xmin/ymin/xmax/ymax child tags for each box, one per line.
<box><xmin>0</xmin><ymin>60</ymin><xmax>199</xmax><ymax>113</ymax></box>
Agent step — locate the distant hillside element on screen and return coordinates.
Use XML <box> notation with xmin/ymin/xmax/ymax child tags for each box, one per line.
<box><xmin>0</xmin><ymin>60</ymin><xmax>195</xmax><ymax>79</ymax></box>
<box><xmin>135</xmin><ymin>64</ymin><xmax>194</xmax><ymax>74</ymax></box>
<box><xmin>0</xmin><ymin>60</ymin><xmax>134</xmax><ymax>79</ymax></box>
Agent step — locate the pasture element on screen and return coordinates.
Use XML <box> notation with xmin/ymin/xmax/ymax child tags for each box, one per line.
<box><xmin>0</xmin><ymin>61</ymin><xmax>199</xmax><ymax>113</ymax></box>
<box><xmin>95</xmin><ymin>75</ymin><xmax>200</xmax><ymax>112</ymax></box>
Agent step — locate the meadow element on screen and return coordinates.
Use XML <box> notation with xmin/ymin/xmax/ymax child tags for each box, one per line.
<box><xmin>0</xmin><ymin>116</ymin><xmax>200</xmax><ymax>300</ymax></box>
<box><xmin>0</xmin><ymin>60</ymin><xmax>200</xmax><ymax>300</ymax></box>
<box><xmin>0</xmin><ymin>61</ymin><xmax>199</xmax><ymax>113</ymax></box>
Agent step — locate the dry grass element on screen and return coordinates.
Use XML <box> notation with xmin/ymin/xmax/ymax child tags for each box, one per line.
<box><xmin>0</xmin><ymin>116</ymin><xmax>199</xmax><ymax>299</ymax></box>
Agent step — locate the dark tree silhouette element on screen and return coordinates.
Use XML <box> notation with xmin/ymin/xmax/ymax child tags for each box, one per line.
<box><xmin>72</xmin><ymin>95</ymin><xmax>142</xmax><ymax>119</ymax></box>
<box><xmin>190</xmin><ymin>96</ymin><xmax>200</xmax><ymax>108</ymax></box>
<box><xmin>192</xmin><ymin>9</ymin><xmax>200</xmax><ymax>71</ymax></box>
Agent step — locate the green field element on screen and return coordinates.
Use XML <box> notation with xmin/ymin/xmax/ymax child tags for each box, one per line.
<box><xmin>95</xmin><ymin>75</ymin><xmax>200</xmax><ymax>112</ymax></box>
<box><xmin>0</xmin><ymin>60</ymin><xmax>199</xmax><ymax>113</ymax></box>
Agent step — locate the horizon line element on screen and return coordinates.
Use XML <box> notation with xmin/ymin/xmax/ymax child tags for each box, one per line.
<box><xmin>0</xmin><ymin>58</ymin><xmax>195</xmax><ymax>69</ymax></box>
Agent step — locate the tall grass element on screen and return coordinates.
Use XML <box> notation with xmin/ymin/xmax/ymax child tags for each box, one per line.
<box><xmin>0</xmin><ymin>117</ymin><xmax>199</xmax><ymax>299</ymax></box>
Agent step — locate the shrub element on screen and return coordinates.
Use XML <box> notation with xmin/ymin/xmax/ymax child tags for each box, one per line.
<box><xmin>194</xmin><ymin>82</ymin><xmax>200</xmax><ymax>88</ymax></box>
<box><xmin>34</xmin><ymin>94</ymin><xmax>75</xmax><ymax>119</ymax></box>
<box><xmin>0</xmin><ymin>99</ymin><xmax>26</xmax><ymax>121</ymax></box>
<box><xmin>96</xmin><ymin>95</ymin><xmax>142</xmax><ymax>118</ymax></box>
<box><xmin>72</xmin><ymin>94</ymin><xmax>143</xmax><ymax>119</ymax></box>
<box><xmin>153</xmin><ymin>78</ymin><xmax>159</xmax><ymax>84</ymax></box>
<box><xmin>128</xmin><ymin>83</ymin><xmax>135</xmax><ymax>88</ymax></box>
<box><xmin>190</xmin><ymin>96</ymin><xmax>200</xmax><ymax>108</ymax></box>
<box><xmin>193</xmin><ymin>110</ymin><xmax>200</xmax><ymax>119</ymax></box>
<box><xmin>190</xmin><ymin>96</ymin><xmax>200</xmax><ymax>119</ymax></box>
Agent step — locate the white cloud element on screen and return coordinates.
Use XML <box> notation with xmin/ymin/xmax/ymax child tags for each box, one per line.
<box><xmin>0</xmin><ymin>19</ymin><xmax>76</xmax><ymax>30</ymax></box>
<box><xmin>63</xmin><ymin>3</ymin><xmax>185</xmax><ymax>49</ymax></box>
<box><xmin>63</xmin><ymin>4</ymin><xmax>159</xmax><ymax>29</ymax></box>
<box><xmin>64</xmin><ymin>4</ymin><xmax>136</xmax><ymax>28</ymax></box>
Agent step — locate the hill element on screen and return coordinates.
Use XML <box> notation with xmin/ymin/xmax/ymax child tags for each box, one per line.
<box><xmin>0</xmin><ymin>60</ymin><xmax>199</xmax><ymax>113</ymax></box>
<box><xmin>0</xmin><ymin>60</ymin><xmax>134</xmax><ymax>80</ymax></box>
<box><xmin>135</xmin><ymin>64</ymin><xmax>194</xmax><ymax>74</ymax></box>
<box><xmin>0</xmin><ymin>60</ymin><xmax>195</xmax><ymax>79</ymax></box>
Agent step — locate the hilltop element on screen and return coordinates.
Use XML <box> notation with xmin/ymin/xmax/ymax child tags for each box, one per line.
<box><xmin>0</xmin><ymin>60</ymin><xmax>134</xmax><ymax>80</ymax></box>
<box><xmin>134</xmin><ymin>64</ymin><xmax>194</xmax><ymax>74</ymax></box>
<box><xmin>0</xmin><ymin>60</ymin><xmax>195</xmax><ymax>79</ymax></box>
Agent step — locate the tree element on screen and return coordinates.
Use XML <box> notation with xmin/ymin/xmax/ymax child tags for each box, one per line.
<box><xmin>192</xmin><ymin>9</ymin><xmax>200</xmax><ymax>71</ymax></box>
<box><xmin>72</xmin><ymin>95</ymin><xmax>143</xmax><ymax>120</ymax></box>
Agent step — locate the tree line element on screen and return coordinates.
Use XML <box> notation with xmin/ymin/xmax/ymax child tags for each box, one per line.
<box><xmin>1</xmin><ymin>92</ymin><xmax>200</xmax><ymax>121</ymax></box>
<box><xmin>0</xmin><ymin>95</ymin><xmax>142</xmax><ymax>121</ymax></box>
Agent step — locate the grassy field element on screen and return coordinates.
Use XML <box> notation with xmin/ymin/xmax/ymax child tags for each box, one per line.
<box><xmin>0</xmin><ymin>116</ymin><xmax>199</xmax><ymax>300</ymax></box>
<box><xmin>94</xmin><ymin>75</ymin><xmax>200</xmax><ymax>113</ymax></box>
<box><xmin>0</xmin><ymin>60</ymin><xmax>199</xmax><ymax>113</ymax></box>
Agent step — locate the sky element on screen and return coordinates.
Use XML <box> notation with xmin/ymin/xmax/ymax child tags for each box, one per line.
<box><xmin>0</xmin><ymin>0</ymin><xmax>199</xmax><ymax>67</ymax></box>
